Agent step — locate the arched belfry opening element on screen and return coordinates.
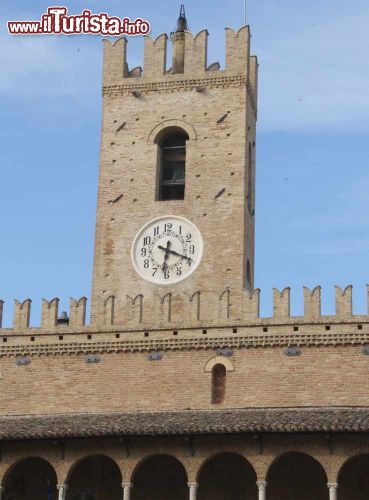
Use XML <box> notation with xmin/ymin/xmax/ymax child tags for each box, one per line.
<box><xmin>158</xmin><ymin>130</ymin><xmax>189</xmax><ymax>201</ymax></box>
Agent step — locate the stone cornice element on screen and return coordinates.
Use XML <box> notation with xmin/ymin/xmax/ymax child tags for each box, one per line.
<box><xmin>102</xmin><ymin>74</ymin><xmax>257</xmax><ymax>116</ymax></box>
<box><xmin>0</xmin><ymin>330</ymin><xmax>368</xmax><ymax>358</ymax></box>
<box><xmin>102</xmin><ymin>74</ymin><xmax>247</xmax><ymax>96</ymax></box>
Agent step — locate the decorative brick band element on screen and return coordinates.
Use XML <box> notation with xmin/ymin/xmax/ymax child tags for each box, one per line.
<box><xmin>102</xmin><ymin>74</ymin><xmax>247</xmax><ymax>97</ymax></box>
<box><xmin>0</xmin><ymin>331</ymin><xmax>368</xmax><ymax>358</ymax></box>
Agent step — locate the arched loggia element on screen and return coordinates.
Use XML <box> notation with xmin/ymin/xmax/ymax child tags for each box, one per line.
<box><xmin>131</xmin><ymin>454</ymin><xmax>188</xmax><ymax>500</ymax></box>
<box><xmin>267</xmin><ymin>452</ymin><xmax>328</xmax><ymax>499</ymax></box>
<box><xmin>66</xmin><ymin>455</ymin><xmax>122</xmax><ymax>500</ymax></box>
<box><xmin>198</xmin><ymin>452</ymin><xmax>258</xmax><ymax>500</ymax></box>
<box><xmin>2</xmin><ymin>457</ymin><xmax>58</xmax><ymax>500</ymax></box>
<box><xmin>338</xmin><ymin>453</ymin><xmax>369</xmax><ymax>499</ymax></box>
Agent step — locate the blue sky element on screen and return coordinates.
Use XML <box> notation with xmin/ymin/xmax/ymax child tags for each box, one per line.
<box><xmin>1</xmin><ymin>0</ymin><xmax>369</xmax><ymax>326</ymax></box>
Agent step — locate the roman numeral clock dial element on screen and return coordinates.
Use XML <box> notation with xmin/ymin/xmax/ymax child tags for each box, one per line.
<box><xmin>131</xmin><ymin>216</ymin><xmax>203</xmax><ymax>284</ymax></box>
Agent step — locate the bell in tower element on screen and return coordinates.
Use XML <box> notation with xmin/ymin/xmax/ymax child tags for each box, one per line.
<box><xmin>171</xmin><ymin>5</ymin><xmax>188</xmax><ymax>74</ymax></box>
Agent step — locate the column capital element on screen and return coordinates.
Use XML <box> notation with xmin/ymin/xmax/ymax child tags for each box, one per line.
<box><xmin>257</xmin><ymin>480</ymin><xmax>267</xmax><ymax>489</ymax></box>
<box><xmin>327</xmin><ymin>483</ymin><xmax>338</xmax><ymax>489</ymax></box>
<box><xmin>188</xmin><ymin>482</ymin><xmax>199</xmax><ymax>489</ymax></box>
<box><xmin>122</xmin><ymin>482</ymin><xmax>133</xmax><ymax>489</ymax></box>
<box><xmin>57</xmin><ymin>484</ymin><xmax>68</xmax><ymax>490</ymax></box>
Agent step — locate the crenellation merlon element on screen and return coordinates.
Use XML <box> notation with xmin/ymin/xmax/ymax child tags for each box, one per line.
<box><xmin>144</xmin><ymin>34</ymin><xmax>167</xmax><ymax>78</ymax></box>
<box><xmin>102</xmin><ymin>25</ymin><xmax>255</xmax><ymax>86</ymax></box>
<box><xmin>184</xmin><ymin>30</ymin><xmax>208</xmax><ymax>75</ymax></box>
<box><xmin>1</xmin><ymin>287</ymin><xmax>369</xmax><ymax>334</ymax></box>
<box><xmin>242</xmin><ymin>288</ymin><xmax>260</xmax><ymax>321</ymax></box>
<box><xmin>13</xmin><ymin>299</ymin><xmax>31</xmax><ymax>330</ymax></box>
<box><xmin>303</xmin><ymin>286</ymin><xmax>321</xmax><ymax>319</ymax></box>
<box><xmin>273</xmin><ymin>287</ymin><xmax>291</xmax><ymax>319</ymax></box>
<box><xmin>225</xmin><ymin>26</ymin><xmax>250</xmax><ymax>75</ymax></box>
<box><xmin>335</xmin><ymin>285</ymin><xmax>353</xmax><ymax>318</ymax></box>
<box><xmin>41</xmin><ymin>298</ymin><xmax>59</xmax><ymax>329</ymax></box>
<box><xmin>69</xmin><ymin>297</ymin><xmax>87</xmax><ymax>327</ymax></box>
<box><xmin>102</xmin><ymin>37</ymin><xmax>128</xmax><ymax>86</ymax></box>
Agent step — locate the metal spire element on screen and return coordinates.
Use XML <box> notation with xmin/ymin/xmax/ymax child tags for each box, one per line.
<box><xmin>175</xmin><ymin>4</ymin><xmax>188</xmax><ymax>32</ymax></box>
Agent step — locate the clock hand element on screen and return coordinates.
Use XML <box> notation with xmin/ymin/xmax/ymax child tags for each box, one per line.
<box><xmin>158</xmin><ymin>245</ymin><xmax>191</xmax><ymax>262</ymax></box>
<box><xmin>161</xmin><ymin>240</ymin><xmax>171</xmax><ymax>272</ymax></box>
<box><xmin>167</xmin><ymin>249</ymin><xmax>192</xmax><ymax>261</ymax></box>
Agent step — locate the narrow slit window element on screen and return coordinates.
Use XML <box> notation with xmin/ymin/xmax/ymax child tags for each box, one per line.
<box><xmin>247</xmin><ymin>143</ymin><xmax>253</xmax><ymax>213</ymax></box>
<box><xmin>246</xmin><ymin>259</ymin><xmax>251</xmax><ymax>291</ymax></box>
<box><xmin>211</xmin><ymin>363</ymin><xmax>226</xmax><ymax>404</ymax></box>
<box><xmin>159</xmin><ymin>132</ymin><xmax>188</xmax><ymax>200</ymax></box>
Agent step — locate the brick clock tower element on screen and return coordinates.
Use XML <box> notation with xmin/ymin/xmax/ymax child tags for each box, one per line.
<box><xmin>91</xmin><ymin>9</ymin><xmax>258</xmax><ymax>329</ymax></box>
<box><xmin>1</xmin><ymin>9</ymin><xmax>369</xmax><ymax>500</ymax></box>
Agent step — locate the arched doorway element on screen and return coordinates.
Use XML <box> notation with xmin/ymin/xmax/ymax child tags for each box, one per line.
<box><xmin>267</xmin><ymin>452</ymin><xmax>327</xmax><ymax>499</ymax></box>
<box><xmin>3</xmin><ymin>457</ymin><xmax>57</xmax><ymax>500</ymax></box>
<box><xmin>198</xmin><ymin>452</ymin><xmax>257</xmax><ymax>500</ymax></box>
<box><xmin>132</xmin><ymin>454</ymin><xmax>188</xmax><ymax>500</ymax></box>
<box><xmin>338</xmin><ymin>454</ymin><xmax>369</xmax><ymax>499</ymax></box>
<box><xmin>66</xmin><ymin>455</ymin><xmax>122</xmax><ymax>500</ymax></box>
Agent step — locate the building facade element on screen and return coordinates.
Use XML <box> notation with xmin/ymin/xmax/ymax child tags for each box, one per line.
<box><xmin>0</xmin><ymin>9</ymin><xmax>369</xmax><ymax>500</ymax></box>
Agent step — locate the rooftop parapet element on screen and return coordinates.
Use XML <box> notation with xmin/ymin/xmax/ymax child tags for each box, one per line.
<box><xmin>102</xmin><ymin>24</ymin><xmax>256</xmax><ymax>86</ymax></box>
<box><xmin>0</xmin><ymin>286</ymin><xmax>368</xmax><ymax>333</ymax></box>
<box><xmin>242</xmin><ymin>285</ymin><xmax>361</xmax><ymax>322</ymax></box>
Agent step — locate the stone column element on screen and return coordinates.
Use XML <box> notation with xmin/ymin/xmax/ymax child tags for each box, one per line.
<box><xmin>0</xmin><ymin>486</ymin><xmax>4</xmax><ymax>500</ymax></box>
<box><xmin>57</xmin><ymin>484</ymin><xmax>67</xmax><ymax>500</ymax></box>
<box><xmin>257</xmin><ymin>480</ymin><xmax>267</xmax><ymax>500</ymax></box>
<box><xmin>188</xmin><ymin>482</ymin><xmax>199</xmax><ymax>500</ymax></box>
<box><xmin>327</xmin><ymin>483</ymin><xmax>338</xmax><ymax>500</ymax></box>
<box><xmin>122</xmin><ymin>482</ymin><xmax>133</xmax><ymax>500</ymax></box>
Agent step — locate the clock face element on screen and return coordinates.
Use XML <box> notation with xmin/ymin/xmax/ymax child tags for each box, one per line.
<box><xmin>131</xmin><ymin>215</ymin><xmax>203</xmax><ymax>285</ymax></box>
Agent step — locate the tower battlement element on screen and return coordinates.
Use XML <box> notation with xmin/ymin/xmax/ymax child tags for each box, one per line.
<box><xmin>1</xmin><ymin>286</ymin><xmax>369</xmax><ymax>333</ymax></box>
<box><xmin>102</xmin><ymin>25</ymin><xmax>256</xmax><ymax>86</ymax></box>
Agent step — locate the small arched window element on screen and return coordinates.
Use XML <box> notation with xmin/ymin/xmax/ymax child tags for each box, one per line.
<box><xmin>211</xmin><ymin>363</ymin><xmax>226</xmax><ymax>404</ymax></box>
<box><xmin>247</xmin><ymin>143</ymin><xmax>253</xmax><ymax>214</ymax></box>
<box><xmin>158</xmin><ymin>132</ymin><xmax>188</xmax><ymax>200</ymax></box>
